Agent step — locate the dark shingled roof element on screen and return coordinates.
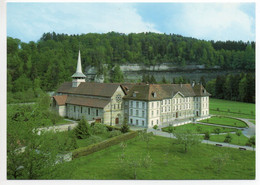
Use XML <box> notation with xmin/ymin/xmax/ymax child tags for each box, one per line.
<box><xmin>53</xmin><ymin>95</ymin><xmax>67</xmax><ymax>105</ymax></box>
<box><xmin>66</xmin><ymin>96</ymin><xmax>110</xmax><ymax>108</ymax></box>
<box><xmin>57</xmin><ymin>82</ymin><xmax>121</xmax><ymax>98</ymax></box>
<box><xmin>123</xmin><ymin>83</ymin><xmax>209</xmax><ymax>101</ymax></box>
<box><xmin>193</xmin><ymin>84</ymin><xmax>211</xmax><ymax>96</ymax></box>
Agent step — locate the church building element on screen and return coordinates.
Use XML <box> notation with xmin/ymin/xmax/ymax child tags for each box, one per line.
<box><xmin>52</xmin><ymin>51</ymin><xmax>211</xmax><ymax>128</ymax></box>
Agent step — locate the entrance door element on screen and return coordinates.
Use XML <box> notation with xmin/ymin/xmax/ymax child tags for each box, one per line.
<box><xmin>176</xmin><ymin>112</ymin><xmax>178</xmax><ymax>118</ymax></box>
<box><xmin>95</xmin><ymin>118</ymin><xmax>101</xmax><ymax>123</ymax></box>
<box><xmin>196</xmin><ymin>111</ymin><xmax>199</xmax><ymax>117</ymax></box>
<box><xmin>115</xmin><ymin>118</ymin><xmax>119</xmax><ymax>124</ymax></box>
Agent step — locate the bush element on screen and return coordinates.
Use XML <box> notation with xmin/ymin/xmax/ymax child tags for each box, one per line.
<box><xmin>88</xmin><ymin>135</ymin><xmax>103</xmax><ymax>144</ymax></box>
<box><xmin>121</xmin><ymin>123</ymin><xmax>129</xmax><ymax>133</ymax></box>
<box><xmin>214</xmin><ymin>128</ymin><xmax>221</xmax><ymax>135</ymax></box>
<box><xmin>74</xmin><ymin>118</ymin><xmax>90</xmax><ymax>139</ymax></box>
<box><xmin>72</xmin><ymin>131</ymin><xmax>138</xmax><ymax>159</ymax></box>
<box><xmin>106</xmin><ymin>125</ymin><xmax>121</xmax><ymax>131</ymax></box>
<box><xmin>224</xmin><ymin>133</ymin><xmax>232</xmax><ymax>143</ymax></box>
<box><xmin>108</xmin><ymin>130</ymin><xmax>122</xmax><ymax>138</ymax></box>
<box><xmin>246</xmin><ymin>136</ymin><xmax>255</xmax><ymax>147</ymax></box>
<box><xmin>204</xmin><ymin>131</ymin><xmax>210</xmax><ymax>140</ymax></box>
<box><xmin>153</xmin><ymin>125</ymin><xmax>158</xmax><ymax>130</ymax></box>
<box><xmin>90</xmin><ymin>123</ymin><xmax>108</xmax><ymax>135</ymax></box>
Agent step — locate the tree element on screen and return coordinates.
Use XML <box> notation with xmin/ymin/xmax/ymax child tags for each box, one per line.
<box><xmin>200</xmin><ymin>76</ymin><xmax>206</xmax><ymax>87</ymax></box>
<box><xmin>235</xmin><ymin>130</ymin><xmax>242</xmax><ymax>145</ymax></box>
<box><xmin>7</xmin><ymin>105</ymin><xmax>66</xmax><ymax>179</ymax></box>
<box><xmin>111</xmin><ymin>65</ymin><xmax>124</xmax><ymax>83</ymax></box>
<box><xmin>246</xmin><ymin>136</ymin><xmax>255</xmax><ymax>149</ymax></box>
<box><xmin>211</xmin><ymin>154</ymin><xmax>229</xmax><ymax>174</ymax></box>
<box><xmin>149</xmin><ymin>75</ymin><xmax>157</xmax><ymax>84</ymax></box>
<box><xmin>139</xmin><ymin>129</ymin><xmax>154</xmax><ymax>152</ymax></box>
<box><xmin>121</xmin><ymin>118</ymin><xmax>130</xmax><ymax>133</ymax></box>
<box><xmin>74</xmin><ymin>117</ymin><xmax>90</xmax><ymax>139</ymax></box>
<box><xmin>224</xmin><ymin>133</ymin><xmax>232</xmax><ymax>143</ymax></box>
<box><xmin>213</xmin><ymin>128</ymin><xmax>221</xmax><ymax>135</ymax></box>
<box><xmin>204</xmin><ymin>131</ymin><xmax>210</xmax><ymax>141</ymax></box>
<box><xmin>118</xmin><ymin>145</ymin><xmax>152</xmax><ymax>179</ymax></box>
<box><xmin>161</xmin><ymin>76</ymin><xmax>167</xmax><ymax>84</ymax></box>
<box><xmin>172</xmin><ymin>129</ymin><xmax>201</xmax><ymax>153</ymax></box>
<box><xmin>167</xmin><ymin>126</ymin><xmax>174</xmax><ymax>138</ymax></box>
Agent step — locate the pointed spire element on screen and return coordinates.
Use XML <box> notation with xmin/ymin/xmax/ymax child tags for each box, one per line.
<box><xmin>72</xmin><ymin>50</ymin><xmax>86</xmax><ymax>78</ymax></box>
<box><xmin>76</xmin><ymin>50</ymin><xmax>83</xmax><ymax>73</ymax></box>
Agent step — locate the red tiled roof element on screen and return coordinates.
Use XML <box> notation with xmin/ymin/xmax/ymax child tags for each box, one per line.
<box><xmin>53</xmin><ymin>95</ymin><xmax>68</xmax><ymax>106</ymax></box>
<box><xmin>66</xmin><ymin>96</ymin><xmax>110</xmax><ymax>108</ymax></box>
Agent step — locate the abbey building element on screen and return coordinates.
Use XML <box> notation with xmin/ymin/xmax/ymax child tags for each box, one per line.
<box><xmin>52</xmin><ymin>51</ymin><xmax>211</xmax><ymax>128</ymax></box>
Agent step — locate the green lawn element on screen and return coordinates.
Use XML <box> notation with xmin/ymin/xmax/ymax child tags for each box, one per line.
<box><xmin>210</xmin><ymin>98</ymin><xmax>255</xmax><ymax>119</ymax></box>
<box><xmin>162</xmin><ymin>123</ymin><xmax>238</xmax><ymax>134</ymax></box>
<box><xmin>205</xmin><ymin>133</ymin><xmax>249</xmax><ymax>146</ymax></box>
<box><xmin>200</xmin><ymin>116</ymin><xmax>248</xmax><ymax>128</ymax></box>
<box><xmin>45</xmin><ymin>136</ymin><xmax>255</xmax><ymax>180</ymax></box>
<box><xmin>250</xmin><ymin>120</ymin><xmax>256</xmax><ymax>124</ymax></box>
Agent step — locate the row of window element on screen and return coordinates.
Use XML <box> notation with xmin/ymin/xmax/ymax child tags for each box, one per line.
<box><xmin>130</xmin><ymin>109</ymin><xmax>145</xmax><ymax>117</ymax></box>
<box><xmin>130</xmin><ymin>118</ymin><xmax>145</xmax><ymax>126</ymax></box>
<box><xmin>151</xmin><ymin>119</ymin><xmax>159</xmax><ymax>126</ymax></box>
<box><xmin>73</xmin><ymin>105</ymin><xmax>99</xmax><ymax>116</ymax></box>
<box><xmin>129</xmin><ymin>101</ymin><xmax>146</xmax><ymax>109</ymax></box>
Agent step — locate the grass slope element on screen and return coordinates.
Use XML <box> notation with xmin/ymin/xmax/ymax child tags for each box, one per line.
<box><xmin>209</xmin><ymin>98</ymin><xmax>255</xmax><ymax>119</ymax></box>
<box><xmin>200</xmin><ymin>116</ymin><xmax>247</xmax><ymax>128</ymax></box>
<box><xmin>46</xmin><ymin>136</ymin><xmax>255</xmax><ymax>180</ymax></box>
<box><xmin>162</xmin><ymin>123</ymin><xmax>238</xmax><ymax>134</ymax></box>
<box><xmin>207</xmin><ymin>133</ymin><xmax>249</xmax><ymax>146</ymax></box>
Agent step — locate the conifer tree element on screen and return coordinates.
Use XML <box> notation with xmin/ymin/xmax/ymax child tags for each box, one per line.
<box><xmin>74</xmin><ymin>117</ymin><xmax>90</xmax><ymax>139</ymax></box>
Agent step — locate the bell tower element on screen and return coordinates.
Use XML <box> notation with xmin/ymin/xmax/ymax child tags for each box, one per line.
<box><xmin>71</xmin><ymin>50</ymin><xmax>86</xmax><ymax>87</ymax></box>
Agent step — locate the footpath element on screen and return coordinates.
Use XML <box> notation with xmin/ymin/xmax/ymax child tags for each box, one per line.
<box><xmin>147</xmin><ymin>128</ymin><xmax>255</xmax><ymax>151</ymax></box>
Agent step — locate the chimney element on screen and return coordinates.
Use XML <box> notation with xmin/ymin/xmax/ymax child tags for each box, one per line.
<box><xmin>192</xmin><ymin>81</ymin><xmax>195</xmax><ymax>87</ymax></box>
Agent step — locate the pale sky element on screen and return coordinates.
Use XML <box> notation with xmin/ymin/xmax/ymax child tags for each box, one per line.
<box><xmin>7</xmin><ymin>2</ymin><xmax>255</xmax><ymax>43</ymax></box>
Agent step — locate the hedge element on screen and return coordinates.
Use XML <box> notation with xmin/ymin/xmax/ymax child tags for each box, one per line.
<box><xmin>72</xmin><ymin>131</ymin><xmax>138</xmax><ymax>159</ymax></box>
<box><xmin>105</xmin><ymin>125</ymin><xmax>121</xmax><ymax>131</ymax></box>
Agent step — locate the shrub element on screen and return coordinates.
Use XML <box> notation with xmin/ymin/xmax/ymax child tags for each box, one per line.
<box><xmin>108</xmin><ymin>130</ymin><xmax>122</xmax><ymax>138</ymax></box>
<box><xmin>106</xmin><ymin>125</ymin><xmax>121</xmax><ymax>131</ymax></box>
<box><xmin>72</xmin><ymin>131</ymin><xmax>138</xmax><ymax>159</ymax></box>
<box><xmin>246</xmin><ymin>136</ymin><xmax>255</xmax><ymax>147</ymax></box>
<box><xmin>214</xmin><ymin>128</ymin><xmax>221</xmax><ymax>135</ymax></box>
<box><xmin>74</xmin><ymin>118</ymin><xmax>90</xmax><ymax>139</ymax></box>
<box><xmin>90</xmin><ymin>123</ymin><xmax>108</xmax><ymax>135</ymax></box>
<box><xmin>196</xmin><ymin>126</ymin><xmax>202</xmax><ymax>132</ymax></box>
<box><xmin>88</xmin><ymin>135</ymin><xmax>103</xmax><ymax>144</ymax></box>
<box><xmin>224</xmin><ymin>133</ymin><xmax>232</xmax><ymax>143</ymax></box>
<box><xmin>121</xmin><ymin>123</ymin><xmax>129</xmax><ymax>133</ymax></box>
<box><xmin>168</xmin><ymin>126</ymin><xmax>174</xmax><ymax>133</ymax></box>
<box><xmin>153</xmin><ymin>125</ymin><xmax>158</xmax><ymax>130</ymax></box>
<box><xmin>204</xmin><ymin>131</ymin><xmax>210</xmax><ymax>140</ymax></box>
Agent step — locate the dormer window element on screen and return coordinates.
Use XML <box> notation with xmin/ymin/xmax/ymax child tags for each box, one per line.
<box><xmin>133</xmin><ymin>91</ymin><xmax>138</xmax><ymax>97</ymax></box>
<box><xmin>152</xmin><ymin>92</ymin><xmax>157</xmax><ymax>98</ymax></box>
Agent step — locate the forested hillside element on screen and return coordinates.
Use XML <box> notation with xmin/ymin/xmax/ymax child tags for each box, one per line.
<box><xmin>7</xmin><ymin>32</ymin><xmax>255</xmax><ymax>103</ymax></box>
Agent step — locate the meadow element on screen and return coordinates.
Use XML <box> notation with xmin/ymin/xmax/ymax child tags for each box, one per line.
<box><xmin>209</xmin><ymin>98</ymin><xmax>255</xmax><ymax>119</ymax></box>
<box><xmin>162</xmin><ymin>123</ymin><xmax>238</xmax><ymax>134</ymax></box>
<box><xmin>199</xmin><ymin>116</ymin><xmax>248</xmax><ymax>128</ymax></box>
<box><xmin>44</xmin><ymin>136</ymin><xmax>255</xmax><ymax>180</ymax></box>
<box><xmin>205</xmin><ymin>133</ymin><xmax>249</xmax><ymax>146</ymax></box>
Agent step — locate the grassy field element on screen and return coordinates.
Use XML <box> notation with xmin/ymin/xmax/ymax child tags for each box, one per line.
<box><xmin>210</xmin><ymin>98</ymin><xmax>255</xmax><ymax>119</ymax></box>
<box><xmin>162</xmin><ymin>123</ymin><xmax>238</xmax><ymax>134</ymax></box>
<box><xmin>250</xmin><ymin>120</ymin><xmax>256</xmax><ymax>124</ymax></box>
<box><xmin>45</xmin><ymin>136</ymin><xmax>255</xmax><ymax>180</ymax></box>
<box><xmin>200</xmin><ymin>116</ymin><xmax>248</xmax><ymax>128</ymax></box>
<box><xmin>205</xmin><ymin>133</ymin><xmax>249</xmax><ymax>146</ymax></box>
